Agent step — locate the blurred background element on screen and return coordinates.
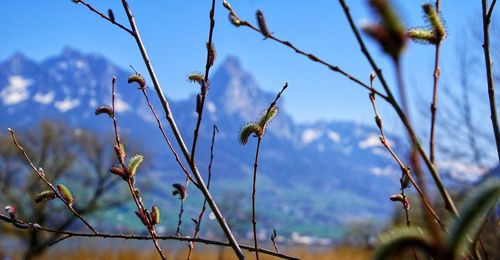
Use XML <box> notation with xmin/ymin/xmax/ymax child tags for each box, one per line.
<box><xmin>0</xmin><ymin>0</ymin><xmax>498</xmax><ymax>259</ymax></box>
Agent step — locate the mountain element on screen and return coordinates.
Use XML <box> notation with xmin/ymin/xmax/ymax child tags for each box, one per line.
<box><xmin>0</xmin><ymin>48</ymin><xmax>403</xmax><ymax>240</ymax></box>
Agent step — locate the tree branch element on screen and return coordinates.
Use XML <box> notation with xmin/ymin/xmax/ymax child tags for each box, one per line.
<box><xmin>0</xmin><ymin>214</ymin><xmax>299</xmax><ymax>260</ymax></box>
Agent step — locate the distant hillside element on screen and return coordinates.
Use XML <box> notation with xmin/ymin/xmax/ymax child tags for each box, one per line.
<box><xmin>0</xmin><ymin>48</ymin><xmax>409</xmax><ymax>241</ymax></box>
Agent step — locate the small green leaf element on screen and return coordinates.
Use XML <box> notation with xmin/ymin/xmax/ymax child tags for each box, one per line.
<box><xmin>447</xmin><ymin>181</ymin><xmax>500</xmax><ymax>257</ymax></box>
<box><xmin>57</xmin><ymin>184</ymin><xmax>74</xmax><ymax>206</ymax></box>
<box><xmin>127</xmin><ymin>154</ymin><xmax>144</xmax><ymax>177</ymax></box>
<box><xmin>34</xmin><ymin>190</ymin><xmax>57</xmax><ymax>204</ymax></box>
<box><xmin>239</xmin><ymin>123</ymin><xmax>262</xmax><ymax>145</ymax></box>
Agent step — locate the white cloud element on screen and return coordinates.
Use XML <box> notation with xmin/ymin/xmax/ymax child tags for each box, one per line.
<box><xmin>359</xmin><ymin>134</ymin><xmax>392</xmax><ymax>149</ymax></box>
<box><xmin>114</xmin><ymin>98</ymin><xmax>130</xmax><ymax>113</ymax></box>
<box><xmin>370</xmin><ymin>166</ymin><xmax>395</xmax><ymax>176</ymax></box>
<box><xmin>1</xmin><ymin>76</ymin><xmax>33</xmax><ymax>105</ymax></box>
<box><xmin>206</xmin><ymin>101</ymin><xmax>216</xmax><ymax>113</ymax></box>
<box><xmin>89</xmin><ymin>99</ymin><xmax>97</xmax><ymax>108</ymax></box>
<box><xmin>75</xmin><ymin>60</ymin><xmax>86</xmax><ymax>69</ymax></box>
<box><xmin>438</xmin><ymin>160</ymin><xmax>487</xmax><ymax>182</ymax></box>
<box><xmin>302</xmin><ymin>129</ymin><xmax>321</xmax><ymax>144</ymax></box>
<box><xmin>327</xmin><ymin>131</ymin><xmax>341</xmax><ymax>143</ymax></box>
<box><xmin>55</xmin><ymin>98</ymin><xmax>80</xmax><ymax>112</ymax></box>
<box><xmin>33</xmin><ymin>91</ymin><xmax>55</xmax><ymax>105</ymax></box>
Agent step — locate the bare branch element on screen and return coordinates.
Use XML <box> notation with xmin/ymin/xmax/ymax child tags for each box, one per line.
<box><xmin>7</xmin><ymin>128</ymin><xmax>99</xmax><ymax>235</ymax></box>
<box><xmin>75</xmin><ymin>0</ymin><xmax>133</xmax><ymax>35</ymax></box>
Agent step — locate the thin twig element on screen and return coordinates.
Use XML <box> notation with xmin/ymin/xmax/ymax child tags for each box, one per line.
<box><xmin>367</xmin><ymin>79</ymin><xmax>444</xmax><ymax>228</ymax></box>
<box><xmin>110</xmin><ymin>77</ymin><xmax>166</xmax><ymax>260</ymax></box>
<box><xmin>482</xmin><ymin>0</ymin><xmax>500</xmax><ymax>161</ymax></box>
<box><xmin>0</xmin><ymin>214</ymin><xmax>299</xmax><ymax>260</ymax></box>
<box><xmin>488</xmin><ymin>0</ymin><xmax>497</xmax><ymax>20</ymax></box>
<box><xmin>190</xmin><ymin>0</ymin><xmax>217</xmax><ymax>164</ymax></box>
<box><xmin>337</xmin><ymin>0</ymin><xmax>458</xmax><ymax>216</ymax></box>
<box><xmin>250</xmin><ymin>83</ymin><xmax>288</xmax><ymax>260</ymax></box>
<box><xmin>271</xmin><ymin>229</ymin><xmax>280</xmax><ymax>254</ymax></box>
<box><xmin>75</xmin><ymin>0</ymin><xmax>133</xmax><ymax>35</ymax></box>
<box><xmin>222</xmin><ymin>3</ymin><xmax>388</xmax><ymax>102</ymax></box>
<box><xmin>182</xmin><ymin>0</ymin><xmax>218</xmax><ymax>237</ymax></box>
<box><xmin>187</xmin><ymin>125</ymin><xmax>218</xmax><ymax>260</ymax></box>
<box><xmin>176</xmin><ymin>198</ymin><xmax>185</xmax><ymax>236</ymax></box>
<box><xmin>429</xmin><ymin>41</ymin><xmax>442</xmax><ymax>164</ymax></box>
<box><xmin>139</xmin><ymin>86</ymin><xmax>198</xmax><ymax>187</ymax></box>
<box><xmin>252</xmin><ymin>136</ymin><xmax>262</xmax><ymax>260</ymax></box>
<box><xmin>7</xmin><ymin>129</ymin><xmax>99</xmax><ymax>235</ymax></box>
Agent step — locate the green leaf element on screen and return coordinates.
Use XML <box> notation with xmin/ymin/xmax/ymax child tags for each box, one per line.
<box><xmin>374</xmin><ymin>227</ymin><xmax>437</xmax><ymax>260</ymax></box>
<box><xmin>127</xmin><ymin>154</ymin><xmax>144</xmax><ymax>177</ymax></box>
<box><xmin>447</xmin><ymin>181</ymin><xmax>500</xmax><ymax>257</ymax></box>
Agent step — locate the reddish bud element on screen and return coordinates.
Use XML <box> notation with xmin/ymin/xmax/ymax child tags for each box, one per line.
<box><xmin>135</xmin><ymin>211</ymin><xmax>149</xmax><ymax>226</ymax></box>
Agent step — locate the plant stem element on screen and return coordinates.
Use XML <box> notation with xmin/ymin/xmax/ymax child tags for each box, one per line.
<box><xmin>110</xmin><ymin>76</ymin><xmax>166</xmax><ymax>260</ymax></box>
<box><xmin>252</xmin><ymin>137</ymin><xmax>263</xmax><ymax>260</ymax></box>
<box><xmin>187</xmin><ymin>125</ymin><xmax>218</xmax><ymax>260</ymax></box>
<box><xmin>429</xmin><ymin>42</ymin><xmax>441</xmax><ymax>164</ymax></box>
<box><xmin>176</xmin><ymin>199</ymin><xmax>185</xmax><ymax>236</ymax></box>
<box><xmin>481</xmin><ymin>0</ymin><xmax>500</xmax><ymax>161</ymax></box>
<box><xmin>119</xmin><ymin>1</ymin><xmax>244</xmax><ymax>258</ymax></box>
<box><xmin>338</xmin><ymin>0</ymin><xmax>458</xmax><ymax>216</ymax></box>
<box><xmin>140</xmin><ymin>88</ymin><xmax>198</xmax><ymax>187</ymax></box>
<box><xmin>190</xmin><ymin>0</ymin><xmax>217</xmax><ymax>164</ymax></box>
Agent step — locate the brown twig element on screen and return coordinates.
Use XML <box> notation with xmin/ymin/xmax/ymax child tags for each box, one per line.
<box><xmin>75</xmin><ymin>0</ymin><xmax>133</xmax><ymax>35</ymax></box>
<box><xmin>7</xmin><ymin>129</ymin><xmax>99</xmax><ymax>235</ymax></box>
<box><xmin>222</xmin><ymin>2</ymin><xmax>389</xmax><ymax>102</ymax></box>
<box><xmin>0</xmin><ymin>214</ymin><xmax>299</xmax><ymax>260</ymax></box>
<box><xmin>481</xmin><ymin>0</ymin><xmax>500</xmax><ymax>161</ymax></box>
<box><xmin>249</xmin><ymin>83</ymin><xmax>288</xmax><ymax>260</ymax></box>
<box><xmin>139</xmin><ymin>86</ymin><xmax>198</xmax><ymax>187</ymax></box>
<box><xmin>337</xmin><ymin>0</ymin><xmax>458</xmax><ymax>216</ymax></box>
<box><xmin>367</xmin><ymin>77</ymin><xmax>444</xmax><ymax>228</ymax></box>
<box><xmin>176</xmin><ymin>198</ymin><xmax>185</xmax><ymax>236</ymax></box>
<box><xmin>488</xmin><ymin>0</ymin><xmax>497</xmax><ymax>19</ymax></box>
<box><xmin>429</xmin><ymin>41</ymin><xmax>442</xmax><ymax>164</ymax></box>
<box><xmin>429</xmin><ymin>0</ymin><xmax>443</xmax><ymax>164</ymax></box>
<box><xmin>182</xmin><ymin>0</ymin><xmax>218</xmax><ymax>239</ymax></box>
<box><xmin>109</xmin><ymin>76</ymin><xmax>166</xmax><ymax>260</ymax></box>
<box><xmin>187</xmin><ymin>125</ymin><xmax>218</xmax><ymax>260</ymax></box>
<box><xmin>251</xmin><ymin>136</ymin><xmax>263</xmax><ymax>260</ymax></box>
<box><xmin>271</xmin><ymin>229</ymin><xmax>280</xmax><ymax>254</ymax></box>
<box><xmin>190</xmin><ymin>0</ymin><xmax>217</xmax><ymax>165</ymax></box>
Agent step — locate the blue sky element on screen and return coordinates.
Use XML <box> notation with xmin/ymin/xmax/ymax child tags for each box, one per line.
<box><xmin>0</xmin><ymin>0</ymin><xmax>486</xmax><ymax>125</ymax></box>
